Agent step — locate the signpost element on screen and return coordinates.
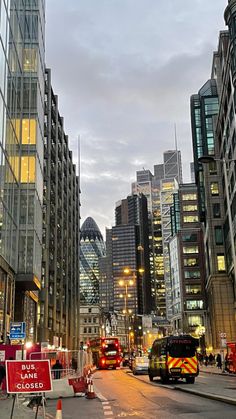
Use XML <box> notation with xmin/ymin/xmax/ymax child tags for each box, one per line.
<box><xmin>9</xmin><ymin>322</ymin><xmax>26</xmax><ymax>340</ymax></box>
<box><xmin>6</xmin><ymin>360</ymin><xmax>52</xmax><ymax>418</ymax></box>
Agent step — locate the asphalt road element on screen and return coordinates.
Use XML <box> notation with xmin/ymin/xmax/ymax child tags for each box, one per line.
<box><xmin>44</xmin><ymin>368</ymin><xmax>236</xmax><ymax>418</ymax></box>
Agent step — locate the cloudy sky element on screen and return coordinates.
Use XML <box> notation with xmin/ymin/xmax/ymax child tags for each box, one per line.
<box><xmin>46</xmin><ymin>0</ymin><xmax>226</xmax><ymax>236</ymax></box>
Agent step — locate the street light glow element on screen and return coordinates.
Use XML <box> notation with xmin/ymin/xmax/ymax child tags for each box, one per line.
<box><xmin>119</xmin><ymin>280</ymin><xmax>124</xmax><ymax>286</ymax></box>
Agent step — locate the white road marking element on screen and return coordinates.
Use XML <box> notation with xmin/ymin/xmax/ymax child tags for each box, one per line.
<box><xmin>102</xmin><ymin>401</ymin><xmax>110</xmax><ymax>405</ymax></box>
<box><xmin>104</xmin><ymin>405</ymin><xmax>112</xmax><ymax>410</ymax></box>
<box><xmin>104</xmin><ymin>412</ymin><xmax>113</xmax><ymax>416</ymax></box>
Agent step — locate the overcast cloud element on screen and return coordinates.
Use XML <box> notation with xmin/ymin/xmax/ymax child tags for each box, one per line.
<box><xmin>46</xmin><ymin>0</ymin><xmax>226</xmax><ymax>236</ymax></box>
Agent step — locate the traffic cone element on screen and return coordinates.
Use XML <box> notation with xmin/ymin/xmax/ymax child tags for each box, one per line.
<box><xmin>86</xmin><ymin>377</ymin><xmax>96</xmax><ymax>399</ymax></box>
<box><xmin>55</xmin><ymin>399</ymin><xmax>62</xmax><ymax>419</ymax></box>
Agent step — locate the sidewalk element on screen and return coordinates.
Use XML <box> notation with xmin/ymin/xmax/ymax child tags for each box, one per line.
<box><xmin>200</xmin><ymin>364</ymin><xmax>236</xmax><ymax>376</ymax></box>
<box><xmin>0</xmin><ymin>396</ymin><xmax>35</xmax><ymax>419</ymax></box>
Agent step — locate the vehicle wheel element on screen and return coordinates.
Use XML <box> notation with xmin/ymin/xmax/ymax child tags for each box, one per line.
<box><xmin>186</xmin><ymin>377</ymin><xmax>195</xmax><ymax>384</ymax></box>
<box><xmin>133</xmin><ymin>371</ymin><xmax>137</xmax><ymax>375</ymax></box>
<box><xmin>149</xmin><ymin>374</ymin><xmax>154</xmax><ymax>382</ymax></box>
<box><xmin>112</xmin><ymin>366</ymin><xmax>116</xmax><ymax>370</ymax></box>
<box><xmin>160</xmin><ymin>371</ymin><xmax>169</xmax><ymax>384</ymax></box>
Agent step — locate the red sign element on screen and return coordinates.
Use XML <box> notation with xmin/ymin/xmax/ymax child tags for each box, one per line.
<box><xmin>6</xmin><ymin>360</ymin><xmax>52</xmax><ymax>393</ymax></box>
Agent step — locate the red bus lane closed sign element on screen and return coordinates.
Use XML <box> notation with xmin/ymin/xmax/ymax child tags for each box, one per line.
<box><xmin>6</xmin><ymin>360</ymin><xmax>52</xmax><ymax>393</ymax></box>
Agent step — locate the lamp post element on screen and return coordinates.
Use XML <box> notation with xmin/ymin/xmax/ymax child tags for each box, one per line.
<box><xmin>198</xmin><ymin>155</ymin><xmax>236</xmax><ymax>293</ymax></box>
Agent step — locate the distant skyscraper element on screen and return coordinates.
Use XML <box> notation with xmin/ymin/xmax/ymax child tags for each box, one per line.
<box><xmin>163</xmin><ymin>150</ymin><xmax>182</xmax><ymax>182</ymax></box>
<box><xmin>99</xmin><ymin>228</ymin><xmax>114</xmax><ymax>312</ymax></box>
<box><xmin>80</xmin><ymin>217</ymin><xmax>105</xmax><ymax>304</ymax></box>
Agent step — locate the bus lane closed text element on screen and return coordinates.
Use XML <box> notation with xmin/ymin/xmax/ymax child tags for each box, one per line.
<box><xmin>6</xmin><ymin>360</ymin><xmax>52</xmax><ymax>393</ymax></box>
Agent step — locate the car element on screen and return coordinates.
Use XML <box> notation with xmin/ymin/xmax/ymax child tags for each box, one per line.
<box><xmin>132</xmin><ymin>356</ymin><xmax>149</xmax><ymax>375</ymax></box>
<box><xmin>122</xmin><ymin>352</ymin><xmax>130</xmax><ymax>367</ymax></box>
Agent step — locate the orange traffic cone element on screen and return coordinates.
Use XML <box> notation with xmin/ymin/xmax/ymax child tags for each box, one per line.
<box><xmin>86</xmin><ymin>377</ymin><xmax>96</xmax><ymax>399</ymax></box>
<box><xmin>55</xmin><ymin>399</ymin><xmax>62</xmax><ymax>419</ymax></box>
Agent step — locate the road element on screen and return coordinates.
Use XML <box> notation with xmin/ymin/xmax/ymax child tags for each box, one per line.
<box><xmin>44</xmin><ymin>368</ymin><xmax>236</xmax><ymax>418</ymax></box>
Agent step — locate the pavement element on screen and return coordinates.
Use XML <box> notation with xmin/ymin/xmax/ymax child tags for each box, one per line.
<box><xmin>0</xmin><ymin>395</ymin><xmax>36</xmax><ymax>419</ymax></box>
<box><xmin>200</xmin><ymin>364</ymin><xmax>235</xmax><ymax>375</ymax></box>
<box><xmin>125</xmin><ymin>367</ymin><xmax>236</xmax><ymax>406</ymax></box>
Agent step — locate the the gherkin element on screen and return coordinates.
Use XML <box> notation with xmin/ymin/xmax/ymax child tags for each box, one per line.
<box><xmin>80</xmin><ymin>217</ymin><xmax>105</xmax><ymax>304</ymax></box>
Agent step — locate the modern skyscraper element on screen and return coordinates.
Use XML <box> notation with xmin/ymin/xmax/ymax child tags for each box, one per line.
<box><xmin>99</xmin><ymin>228</ymin><xmax>114</xmax><ymax>313</ymax></box>
<box><xmin>0</xmin><ymin>0</ymin><xmax>45</xmax><ymax>342</ymax></box>
<box><xmin>163</xmin><ymin>150</ymin><xmax>182</xmax><ymax>183</ymax></box>
<box><xmin>169</xmin><ymin>184</ymin><xmax>207</xmax><ymax>339</ymax></box>
<box><xmin>114</xmin><ymin>193</ymin><xmax>151</xmax><ymax>314</ymax></box>
<box><xmin>190</xmin><ymin>1</ymin><xmax>236</xmax><ymax>347</ymax></box>
<box><xmin>39</xmin><ymin>69</ymin><xmax>80</xmax><ymax>350</ymax></box>
<box><xmin>80</xmin><ymin>217</ymin><xmax>105</xmax><ymax>304</ymax></box>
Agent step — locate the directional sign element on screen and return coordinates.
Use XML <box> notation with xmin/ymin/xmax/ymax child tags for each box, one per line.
<box><xmin>10</xmin><ymin>322</ymin><xmax>26</xmax><ymax>340</ymax></box>
<box><xmin>6</xmin><ymin>360</ymin><xmax>52</xmax><ymax>393</ymax></box>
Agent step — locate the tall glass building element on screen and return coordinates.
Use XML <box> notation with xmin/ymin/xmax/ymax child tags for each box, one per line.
<box><xmin>80</xmin><ymin>217</ymin><xmax>105</xmax><ymax>304</ymax></box>
<box><xmin>0</xmin><ymin>0</ymin><xmax>45</xmax><ymax>342</ymax></box>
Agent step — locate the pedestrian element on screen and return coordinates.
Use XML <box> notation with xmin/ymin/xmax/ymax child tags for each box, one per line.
<box><xmin>52</xmin><ymin>359</ymin><xmax>63</xmax><ymax>379</ymax></box>
<box><xmin>204</xmin><ymin>354</ymin><xmax>209</xmax><ymax>367</ymax></box>
<box><xmin>209</xmin><ymin>353</ymin><xmax>214</xmax><ymax>365</ymax></box>
<box><xmin>0</xmin><ymin>364</ymin><xmax>6</xmax><ymax>391</ymax></box>
<box><xmin>216</xmin><ymin>353</ymin><xmax>222</xmax><ymax>369</ymax></box>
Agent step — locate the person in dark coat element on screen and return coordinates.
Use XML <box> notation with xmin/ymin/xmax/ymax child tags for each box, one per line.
<box><xmin>216</xmin><ymin>353</ymin><xmax>222</xmax><ymax>369</ymax></box>
<box><xmin>52</xmin><ymin>359</ymin><xmax>63</xmax><ymax>379</ymax></box>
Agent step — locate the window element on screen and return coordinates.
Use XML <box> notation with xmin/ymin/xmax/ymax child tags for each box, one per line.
<box><xmin>93</xmin><ymin>318</ymin><xmax>97</xmax><ymax>323</ymax></box>
<box><xmin>183</xmin><ymin>205</ymin><xmax>198</xmax><ymax>212</ymax></box>
<box><xmin>185</xmin><ymin>285</ymin><xmax>201</xmax><ymax>295</ymax></box>
<box><xmin>21</xmin><ymin>156</ymin><xmax>35</xmax><ymax>183</ymax></box>
<box><xmin>88</xmin><ymin>318</ymin><xmax>91</xmax><ymax>323</ymax></box>
<box><xmin>209</xmin><ymin>160</ymin><xmax>217</xmax><ymax>175</ymax></box>
<box><xmin>183</xmin><ymin>215</ymin><xmax>199</xmax><ymax>223</ymax></box>
<box><xmin>186</xmin><ymin>300</ymin><xmax>203</xmax><ymax>310</ymax></box>
<box><xmin>215</xmin><ymin>226</ymin><xmax>223</xmax><ymax>245</ymax></box>
<box><xmin>182</xmin><ymin>233</ymin><xmax>198</xmax><ymax>242</ymax></box>
<box><xmin>22</xmin><ymin>119</ymin><xmax>36</xmax><ymax>144</ymax></box>
<box><xmin>210</xmin><ymin>182</ymin><xmax>219</xmax><ymax>196</ymax></box>
<box><xmin>188</xmin><ymin>315</ymin><xmax>203</xmax><ymax>326</ymax></box>
<box><xmin>184</xmin><ymin>258</ymin><xmax>198</xmax><ymax>267</ymax></box>
<box><xmin>217</xmin><ymin>254</ymin><xmax>226</xmax><ymax>271</ymax></box>
<box><xmin>213</xmin><ymin>203</ymin><xmax>221</xmax><ymax>218</ymax></box>
<box><xmin>182</xmin><ymin>194</ymin><xmax>197</xmax><ymax>201</ymax></box>
<box><xmin>184</xmin><ymin>271</ymin><xmax>200</xmax><ymax>279</ymax></box>
<box><xmin>88</xmin><ymin>327</ymin><xmax>91</xmax><ymax>333</ymax></box>
<box><xmin>83</xmin><ymin>327</ymin><xmax>87</xmax><ymax>333</ymax></box>
<box><xmin>183</xmin><ymin>246</ymin><xmax>199</xmax><ymax>254</ymax></box>
<box><xmin>88</xmin><ymin>308</ymin><xmax>92</xmax><ymax>313</ymax></box>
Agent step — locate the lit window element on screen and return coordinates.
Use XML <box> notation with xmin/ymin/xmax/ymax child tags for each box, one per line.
<box><xmin>183</xmin><ymin>215</ymin><xmax>199</xmax><ymax>223</ymax></box>
<box><xmin>182</xmin><ymin>194</ymin><xmax>197</xmax><ymax>201</ymax></box>
<box><xmin>184</xmin><ymin>258</ymin><xmax>198</xmax><ymax>267</ymax></box>
<box><xmin>185</xmin><ymin>285</ymin><xmax>201</xmax><ymax>295</ymax></box>
<box><xmin>183</xmin><ymin>246</ymin><xmax>199</xmax><ymax>254</ymax></box>
<box><xmin>186</xmin><ymin>300</ymin><xmax>203</xmax><ymax>310</ymax></box>
<box><xmin>183</xmin><ymin>205</ymin><xmax>198</xmax><ymax>212</ymax></box>
<box><xmin>20</xmin><ymin>156</ymin><xmax>36</xmax><ymax>183</ymax></box>
<box><xmin>22</xmin><ymin>119</ymin><xmax>37</xmax><ymax>144</ymax></box>
<box><xmin>188</xmin><ymin>315</ymin><xmax>203</xmax><ymax>326</ymax></box>
<box><xmin>217</xmin><ymin>254</ymin><xmax>226</xmax><ymax>272</ymax></box>
<box><xmin>23</xmin><ymin>48</ymin><xmax>37</xmax><ymax>72</ymax></box>
<box><xmin>210</xmin><ymin>182</ymin><xmax>219</xmax><ymax>196</ymax></box>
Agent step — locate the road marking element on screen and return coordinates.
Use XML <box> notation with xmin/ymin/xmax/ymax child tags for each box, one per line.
<box><xmin>104</xmin><ymin>412</ymin><xmax>113</xmax><ymax>416</ymax></box>
<box><xmin>102</xmin><ymin>401</ymin><xmax>110</xmax><ymax>405</ymax></box>
<box><xmin>104</xmin><ymin>406</ymin><xmax>112</xmax><ymax>410</ymax></box>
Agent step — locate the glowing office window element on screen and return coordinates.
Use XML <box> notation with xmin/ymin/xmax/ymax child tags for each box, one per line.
<box><xmin>183</xmin><ymin>246</ymin><xmax>199</xmax><ymax>254</ymax></box>
<box><xmin>22</xmin><ymin>119</ymin><xmax>36</xmax><ymax>144</ymax></box>
<box><xmin>182</xmin><ymin>194</ymin><xmax>197</xmax><ymax>201</ymax></box>
<box><xmin>210</xmin><ymin>182</ymin><xmax>219</xmax><ymax>196</ymax></box>
<box><xmin>8</xmin><ymin>156</ymin><xmax>20</xmax><ymax>181</ymax></box>
<box><xmin>23</xmin><ymin>48</ymin><xmax>37</xmax><ymax>72</ymax></box>
<box><xmin>21</xmin><ymin>156</ymin><xmax>36</xmax><ymax>183</ymax></box>
<box><xmin>183</xmin><ymin>205</ymin><xmax>198</xmax><ymax>212</ymax></box>
<box><xmin>183</xmin><ymin>215</ymin><xmax>199</xmax><ymax>223</ymax></box>
<box><xmin>217</xmin><ymin>254</ymin><xmax>226</xmax><ymax>272</ymax></box>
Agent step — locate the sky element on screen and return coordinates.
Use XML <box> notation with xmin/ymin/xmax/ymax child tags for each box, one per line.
<box><xmin>46</xmin><ymin>0</ymin><xmax>227</xmax><ymax>237</ymax></box>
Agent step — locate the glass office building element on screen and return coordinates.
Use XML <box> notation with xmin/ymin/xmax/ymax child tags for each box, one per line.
<box><xmin>80</xmin><ymin>217</ymin><xmax>105</xmax><ymax>304</ymax></box>
<box><xmin>0</xmin><ymin>0</ymin><xmax>45</xmax><ymax>342</ymax></box>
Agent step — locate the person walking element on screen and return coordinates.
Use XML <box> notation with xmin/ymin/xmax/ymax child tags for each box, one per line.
<box><xmin>0</xmin><ymin>364</ymin><xmax>6</xmax><ymax>391</ymax></box>
<box><xmin>216</xmin><ymin>353</ymin><xmax>222</xmax><ymax>369</ymax></box>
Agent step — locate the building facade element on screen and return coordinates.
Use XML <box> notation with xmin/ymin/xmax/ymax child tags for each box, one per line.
<box><xmin>191</xmin><ymin>5</ymin><xmax>236</xmax><ymax>347</ymax></box>
<box><xmin>169</xmin><ymin>184</ymin><xmax>207</xmax><ymax>340</ymax></box>
<box><xmin>0</xmin><ymin>0</ymin><xmax>45</xmax><ymax>342</ymax></box>
<box><xmin>39</xmin><ymin>68</ymin><xmax>80</xmax><ymax>350</ymax></box>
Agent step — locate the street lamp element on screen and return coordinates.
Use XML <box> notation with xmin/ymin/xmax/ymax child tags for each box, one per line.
<box><xmin>119</xmin><ymin>277</ymin><xmax>135</xmax><ymax>351</ymax></box>
<box><xmin>198</xmin><ymin>155</ymin><xmax>236</xmax><ymax>292</ymax></box>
